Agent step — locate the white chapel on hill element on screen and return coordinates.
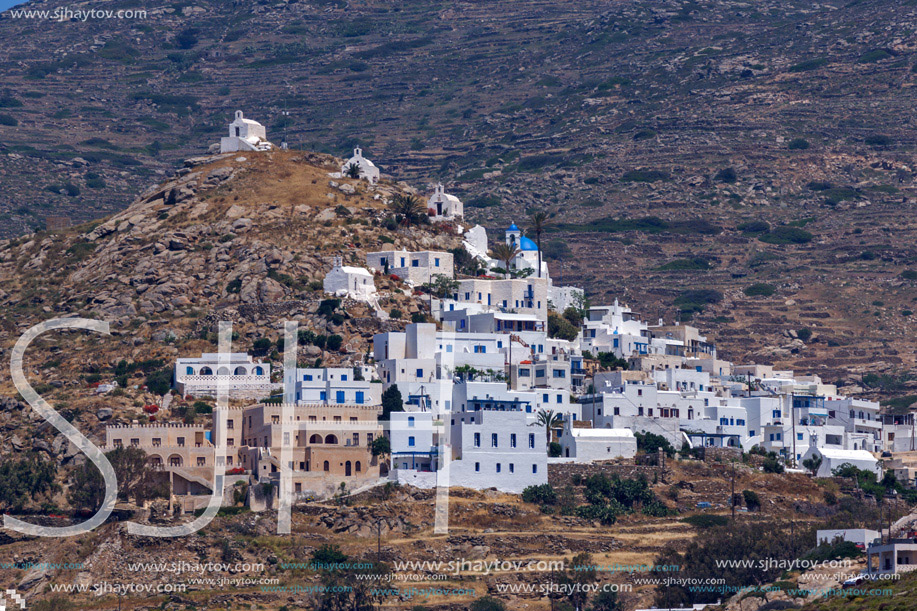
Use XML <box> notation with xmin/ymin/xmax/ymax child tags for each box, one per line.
<box><xmin>220</xmin><ymin>110</ymin><xmax>273</xmax><ymax>153</ymax></box>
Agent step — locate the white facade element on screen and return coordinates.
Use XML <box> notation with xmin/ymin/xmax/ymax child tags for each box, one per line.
<box><xmin>427</xmin><ymin>184</ymin><xmax>463</xmax><ymax>221</ymax></box>
<box><xmin>366</xmin><ymin>250</ymin><xmax>454</xmax><ymax>285</ymax></box>
<box><xmin>220</xmin><ymin>110</ymin><xmax>272</xmax><ymax>153</ymax></box>
<box><xmin>174</xmin><ymin>353</ymin><xmax>274</xmax><ymax>398</ymax></box>
<box><xmin>342</xmin><ymin>147</ymin><xmax>380</xmax><ymax>183</ymax></box>
<box><xmin>801</xmin><ymin>446</ymin><xmax>881</xmax><ymax>478</ymax></box>
<box><xmin>449</xmin><ymin>408</ymin><xmax>546</xmax><ymax>493</ymax></box>
<box><xmin>817</xmin><ymin>529</ymin><xmax>880</xmax><ymax>547</ymax></box>
<box><xmin>323</xmin><ymin>258</ymin><xmax>376</xmax><ymax>300</ymax></box>
<box><xmin>283</xmin><ymin>367</ymin><xmax>382</xmax><ymax>406</ymax></box>
<box><xmin>557</xmin><ymin>418</ymin><xmax>637</xmax><ymax>462</ymax></box>
<box><xmin>548</xmin><ymin>285</ymin><xmax>585</xmax><ymax>314</ymax></box>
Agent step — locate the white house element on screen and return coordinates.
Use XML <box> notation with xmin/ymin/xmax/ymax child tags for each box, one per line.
<box><xmin>323</xmin><ymin>258</ymin><xmax>377</xmax><ymax>300</ymax></box>
<box><xmin>283</xmin><ymin>367</ymin><xmax>382</xmax><ymax>406</ymax></box>
<box><xmin>427</xmin><ymin>184</ymin><xmax>463</xmax><ymax>221</ymax></box>
<box><xmin>557</xmin><ymin>417</ymin><xmax>637</xmax><ymax>462</ymax></box>
<box><xmin>366</xmin><ymin>250</ymin><xmax>454</xmax><ymax>285</ymax></box>
<box><xmin>449</xmin><ymin>407</ymin><xmax>546</xmax><ymax>493</ymax></box>
<box><xmin>817</xmin><ymin>529</ymin><xmax>880</xmax><ymax>547</ymax></box>
<box><xmin>174</xmin><ymin>353</ymin><xmax>274</xmax><ymax>398</ymax></box>
<box><xmin>220</xmin><ymin>111</ymin><xmax>273</xmax><ymax>153</ymax></box>
<box><xmin>801</xmin><ymin>446</ymin><xmax>881</xmax><ymax>478</ymax></box>
<box><xmin>342</xmin><ymin>147</ymin><xmax>380</xmax><ymax>184</ymax></box>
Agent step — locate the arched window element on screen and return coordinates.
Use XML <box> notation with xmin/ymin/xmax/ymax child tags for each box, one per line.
<box><xmin>324</xmin><ymin>434</ymin><xmax>338</xmax><ymax>445</ymax></box>
<box><xmin>309</xmin><ymin>434</ymin><xmax>322</xmax><ymax>444</ymax></box>
<box><xmin>168</xmin><ymin>455</ymin><xmax>182</xmax><ymax>467</ymax></box>
<box><xmin>199</xmin><ymin>367</ymin><xmax>213</xmax><ymax>376</ymax></box>
<box><xmin>254</xmin><ymin>366</ymin><xmax>264</xmax><ymax>376</ymax></box>
<box><xmin>355</xmin><ymin>461</ymin><xmax>362</xmax><ymax>473</ymax></box>
<box><xmin>234</xmin><ymin>366</ymin><xmax>247</xmax><ymax>376</ymax></box>
<box><xmin>345</xmin><ymin>461</ymin><xmax>352</xmax><ymax>476</ymax></box>
<box><xmin>217</xmin><ymin>366</ymin><xmax>231</xmax><ymax>376</ymax></box>
<box><xmin>149</xmin><ymin>455</ymin><xmax>163</xmax><ymax>469</ymax></box>
<box><xmin>186</xmin><ymin>366</ymin><xmax>194</xmax><ymax>376</ymax></box>
<box><xmin>323</xmin><ymin>460</ymin><xmax>330</xmax><ymax>472</ymax></box>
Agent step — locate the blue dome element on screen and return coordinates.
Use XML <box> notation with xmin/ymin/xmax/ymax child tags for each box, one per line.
<box><xmin>507</xmin><ymin>223</ymin><xmax>519</xmax><ymax>232</ymax></box>
<box><xmin>519</xmin><ymin>236</ymin><xmax>538</xmax><ymax>251</ymax></box>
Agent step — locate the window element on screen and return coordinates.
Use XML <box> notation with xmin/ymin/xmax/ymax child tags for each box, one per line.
<box><xmin>355</xmin><ymin>391</ymin><xmax>364</xmax><ymax>404</ymax></box>
<box><xmin>557</xmin><ymin>394</ymin><xmax>562</xmax><ymax>403</ymax></box>
<box><xmin>529</xmin><ymin>433</ymin><xmax>535</xmax><ymax>448</ymax></box>
<box><xmin>475</xmin><ymin>462</ymin><xmax>480</xmax><ymax>472</ymax></box>
<box><xmin>336</xmin><ymin>390</ymin><xmax>345</xmax><ymax>403</ymax></box>
<box><xmin>197</xmin><ymin>457</ymin><xmax>205</xmax><ymax>466</ymax></box>
<box><xmin>352</xmin><ymin>433</ymin><xmax>359</xmax><ymax>446</ymax></box>
<box><xmin>227</xmin><ymin>420</ymin><xmax>234</xmax><ymax>429</ymax></box>
<box><xmin>227</xmin><ymin>439</ymin><xmax>234</xmax><ymax>447</ymax></box>
<box><xmin>113</xmin><ymin>439</ymin><xmax>123</xmax><ymax>449</ymax></box>
<box><xmin>320</xmin><ymin>391</ymin><xmax>327</xmax><ymax>401</ymax></box>
<box><xmin>720</xmin><ymin>418</ymin><xmax>728</xmax><ymax>425</ymax></box>
<box><xmin>491</xmin><ymin>433</ymin><xmax>498</xmax><ymax>447</ymax></box>
<box><xmin>408</xmin><ymin>436</ymin><xmax>415</xmax><ymax>447</ymax></box>
<box><xmin>553</xmin><ymin>369</ymin><xmax>565</xmax><ymax>378</ymax></box>
<box><xmin>519</xmin><ymin>368</ymin><xmax>530</xmax><ymax>376</ymax></box>
<box><xmin>416</xmin><ymin>368</ymin><xmax>424</xmax><ymax>378</ymax></box>
<box><xmin>412</xmin><ymin>259</ymin><xmax>419</xmax><ymax>267</ymax></box>
<box><xmin>474</xmin><ymin>433</ymin><xmax>481</xmax><ymax>447</ymax></box>
<box><xmin>434</xmin><ymin>258</ymin><xmax>440</xmax><ymax>267</ymax></box>
<box><xmin>543</xmin><ymin>393</ymin><xmax>549</xmax><ymax>403</ymax></box>
<box><xmin>474</xmin><ymin>345</ymin><xmax>485</xmax><ymax>353</ymax></box>
<box><xmin>152</xmin><ymin>438</ymin><xmax>161</xmax><ymax>447</ymax></box>
<box><xmin>496</xmin><ymin>463</ymin><xmax>501</xmax><ymax>473</ymax></box>
<box><xmin>177</xmin><ymin>437</ymin><xmax>185</xmax><ymax>447</ymax></box>
<box><xmin>272</xmin><ymin>415</ymin><xmax>280</xmax><ymax>424</ymax></box>
<box><xmin>341</xmin><ymin>374</ymin><xmax>348</xmax><ymax>381</ymax></box>
<box><xmin>509</xmin><ymin>463</ymin><xmax>514</xmax><ymax>473</ymax></box>
<box><xmin>304</xmin><ymin>374</ymin><xmax>313</xmax><ymax>381</ymax></box>
<box><xmin>797</xmin><ymin>433</ymin><xmax>803</xmax><ymax>441</ymax></box>
<box><xmin>532</xmin><ymin>464</ymin><xmax>538</xmax><ymax>474</ymax></box>
<box><xmin>510</xmin><ymin>433</ymin><xmax>517</xmax><ymax>448</ymax></box>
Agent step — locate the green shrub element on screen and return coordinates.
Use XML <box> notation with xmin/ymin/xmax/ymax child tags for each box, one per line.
<box><xmin>742</xmin><ymin>490</ymin><xmax>761</xmax><ymax>511</ymax></box>
<box><xmin>0</xmin><ymin>113</ymin><xmax>19</xmax><ymax>126</ymax></box>
<box><xmin>901</xmin><ymin>270</ymin><xmax>917</xmax><ymax>280</ymax></box>
<box><xmin>758</xmin><ymin>226</ymin><xmax>813</xmax><ymax>244</ymax></box>
<box><xmin>858</xmin><ymin>49</ymin><xmax>893</xmax><ymax>63</ymax></box>
<box><xmin>796</xmin><ymin>328</ymin><xmax>812</xmax><ymax>342</ymax></box>
<box><xmin>714</xmin><ymin>167</ymin><xmax>737</xmax><ymax>183</ymax></box>
<box><xmin>521</xmin><ymin>484</ymin><xmax>557</xmax><ymax>505</ymax></box>
<box><xmin>737</xmin><ymin>220</ymin><xmax>769</xmax><ymax>234</ymax></box>
<box><xmin>787</xmin><ymin>138</ymin><xmax>810</xmax><ymax>150</ymax></box>
<box><xmin>744</xmin><ymin>283</ymin><xmax>776</xmax><ymax>297</ymax></box>
<box><xmin>145</xmin><ymin>367</ymin><xmax>172</xmax><ymax>396</ymax></box>
<box><xmin>680</xmin><ymin>514</ymin><xmax>729</xmax><ymax>528</ymax></box>
<box><xmin>656</xmin><ymin>258</ymin><xmax>710</xmax><ymax>271</ymax></box>
<box><xmin>789</xmin><ymin>58</ymin><xmax>827</xmax><ymax>72</ymax></box>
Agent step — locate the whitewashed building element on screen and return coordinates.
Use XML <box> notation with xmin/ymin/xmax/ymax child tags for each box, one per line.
<box><xmin>220</xmin><ymin>111</ymin><xmax>273</xmax><ymax>153</ymax></box>
<box><xmin>323</xmin><ymin>257</ymin><xmax>376</xmax><ymax>300</ymax></box>
<box><xmin>427</xmin><ymin>183</ymin><xmax>463</xmax><ymax>221</ymax></box>
<box><xmin>174</xmin><ymin>353</ymin><xmax>274</xmax><ymax>399</ymax></box>
<box><xmin>801</xmin><ymin>447</ymin><xmax>881</xmax><ymax>478</ymax></box>
<box><xmin>556</xmin><ymin>417</ymin><xmax>637</xmax><ymax>462</ymax></box>
<box><xmin>283</xmin><ymin>367</ymin><xmax>382</xmax><ymax>406</ymax></box>
<box><xmin>366</xmin><ymin>249</ymin><xmax>454</xmax><ymax>285</ymax></box>
<box><xmin>342</xmin><ymin>147</ymin><xmax>379</xmax><ymax>183</ymax></box>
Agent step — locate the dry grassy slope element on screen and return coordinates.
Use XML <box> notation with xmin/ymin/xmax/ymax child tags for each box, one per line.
<box><xmin>0</xmin><ymin>460</ymin><xmax>838</xmax><ymax>611</ymax></box>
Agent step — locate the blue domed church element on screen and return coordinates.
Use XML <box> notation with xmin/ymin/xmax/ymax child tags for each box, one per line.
<box><xmin>505</xmin><ymin>222</ymin><xmax>549</xmax><ymax>279</ymax></box>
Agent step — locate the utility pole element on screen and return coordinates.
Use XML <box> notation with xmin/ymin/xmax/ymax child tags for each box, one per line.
<box><xmin>730</xmin><ymin>459</ymin><xmax>736</xmax><ymax>522</ymax></box>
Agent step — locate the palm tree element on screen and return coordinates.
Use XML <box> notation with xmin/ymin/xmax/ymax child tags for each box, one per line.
<box><xmin>529</xmin><ymin>211</ymin><xmax>550</xmax><ymax>278</ymax></box>
<box><xmin>489</xmin><ymin>242</ymin><xmax>520</xmax><ymax>279</ymax></box>
<box><xmin>344</xmin><ymin>163</ymin><xmax>361</xmax><ymax>179</ymax></box>
<box><xmin>389</xmin><ymin>193</ymin><xmax>425</xmax><ymax>226</ymax></box>
<box><xmin>534</xmin><ymin>408</ymin><xmax>563</xmax><ymax>445</ymax></box>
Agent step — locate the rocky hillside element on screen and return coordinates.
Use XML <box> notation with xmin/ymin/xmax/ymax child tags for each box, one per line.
<box><xmin>0</xmin><ymin>150</ymin><xmax>460</xmax><ymax>459</ymax></box>
<box><xmin>0</xmin><ymin>0</ymin><xmax>916</xmax><ymax>397</ymax></box>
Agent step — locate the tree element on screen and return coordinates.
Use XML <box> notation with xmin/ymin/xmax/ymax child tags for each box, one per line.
<box><xmin>380</xmin><ymin>385</ymin><xmax>404</xmax><ymax>421</ymax></box>
<box><xmin>528</xmin><ymin>210</ymin><xmax>550</xmax><ymax>278</ymax></box>
<box><xmin>69</xmin><ymin>447</ymin><xmax>166</xmax><ymax>510</ymax></box>
<box><xmin>522</xmin><ymin>483</ymin><xmax>557</xmax><ymax>505</ymax></box>
<box><xmin>0</xmin><ymin>454</ymin><xmax>59</xmax><ymax>511</ymax></box>
<box><xmin>489</xmin><ymin>242</ymin><xmax>521</xmax><ymax>279</ymax></box>
<box><xmin>802</xmin><ymin>454</ymin><xmax>822</xmax><ymax>476</ymax></box>
<box><xmin>145</xmin><ymin>366</ymin><xmax>173</xmax><ymax>396</ymax></box>
<box><xmin>326</xmin><ymin>334</ymin><xmax>344</xmax><ymax>352</ymax></box>
<box><xmin>534</xmin><ymin>409</ymin><xmax>563</xmax><ymax>445</ymax></box>
<box><xmin>425</xmin><ymin>274</ymin><xmax>459</xmax><ymax>299</ymax></box>
<box><xmin>389</xmin><ymin>193</ymin><xmax>426</xmax><ymax>226</ymax></box>
<box><xmin>371</xmin><ymin>436</ymin><xmax>391</xmax><ymax>461</ymax></box>
<box><xmin>589</xmin><ymin>589</ymin><xmax>622</xmax><ymax>611</ymax></box>
<box><xmin>742</xmin><ymin>490</ymin><xmax>761</xmax><ymax>511</ymax></box>
<box><xmin>344</xmin><ymin>163</ymin><xmax>361</xmax><ymax>179</ymax></box>
<box><xmin>566</xmin><ymin>552</ymin><xmax>597</xmax><ymax>611</ymax></box>
<box><xmin>548</xmin><ymin>312</ymin><xmax>579</xmax><ymax>341</ymax></box>
<box><xmin>470</xmin><ymin>597</ymin><xmax>506</xmax><ymax>611</ymax></box>
<box><xmin>251</xmin><ymin>337</ymin><xmax>273</xmax><ymax>356</ymax></box>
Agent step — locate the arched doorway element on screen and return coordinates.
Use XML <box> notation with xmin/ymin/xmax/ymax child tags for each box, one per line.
<box><xmin>355</xmin><ymin>461</ymin><xmax>362</xmax><ymax>473</ymax></box>
<box><xmin>168</xmin><ymin>454</ymin><xmax>182</xmax><ymax>467</ymax></box>
<box><xmin>309</xmin><ymin>434</ymin><xmax>323</xmax><ymax>444</ymax></box>
<box><xmin>234</xmin><ymin>366</ymin><xmax>247</xmax><ymax>375</ymax></box>
<box><xmin>379</xmin><ymin>463</ymin><xmax>389</xmax><ymax>477</ymax></box>
<box><xmin>323</xmin><ymin>460</ymin><xmax>330</xmax><ymax>472</ymax></box>
<box><xmin>345</xmin><ymin>461</ymin><xmax>352</xmax><ymax>476</ymax></box>
<box><xmin>324</xmin><ymin>434</ymin><xmax>338</xmax><ymax>444</ymax></box>
<box><xmin>199</xmin><ymin>367</ymin><xmax>212</xmax><ymax>376</ymax></box>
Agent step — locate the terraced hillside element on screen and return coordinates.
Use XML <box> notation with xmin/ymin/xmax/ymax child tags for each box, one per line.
<box><xmin>0</xmin><ymin>0</ymin><xmax>915</xmax><ymax>393</ymax></box>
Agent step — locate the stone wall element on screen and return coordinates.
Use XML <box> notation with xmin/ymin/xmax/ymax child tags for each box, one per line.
<box><xmin>548</xmin><ymin>459</ymin><xmax>669</xmax><ymax>488</ymax></box>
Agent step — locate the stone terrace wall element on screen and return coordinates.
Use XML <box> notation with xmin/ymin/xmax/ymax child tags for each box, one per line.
<box><xmin>548</xmin><ymin>460</ymin><xmax>669</xmax><ymax>488</ymax></box>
